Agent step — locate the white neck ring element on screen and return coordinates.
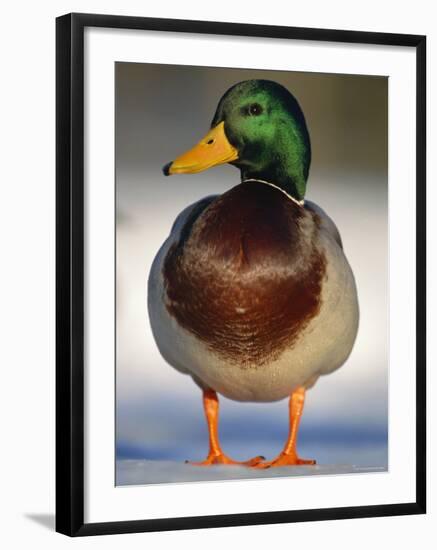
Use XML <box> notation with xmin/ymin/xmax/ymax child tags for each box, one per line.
<box><xmin>242</xmin><ymin>178</ymin><xmax>305</xmax><ymax>207</ymax></box>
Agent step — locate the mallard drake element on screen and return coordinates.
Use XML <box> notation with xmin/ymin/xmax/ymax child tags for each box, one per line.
<box><xmin>148</xmin><ymin>80</ymin><xmax>359</xmax><ymax>468</ymax></box>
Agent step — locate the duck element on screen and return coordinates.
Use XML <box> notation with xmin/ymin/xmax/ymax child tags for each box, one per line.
<box><xmin>148</xmin><ymin>79</ymin><xmax>359</xmax><ymax>468</ymax></box>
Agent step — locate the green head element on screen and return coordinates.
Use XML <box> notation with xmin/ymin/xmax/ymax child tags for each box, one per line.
<box><xmin>164</xmin><ymin>79</ymin><xmax>311</xmax><ymax>201</ymax></box>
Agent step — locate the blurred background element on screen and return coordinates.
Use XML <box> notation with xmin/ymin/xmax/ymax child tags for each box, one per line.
<box><xmin>115</xmin><ymin>62</ymin><xmax>388</xmax><ymax>485</ymax></box>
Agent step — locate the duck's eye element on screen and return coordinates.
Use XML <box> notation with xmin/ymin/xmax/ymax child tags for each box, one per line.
<box><xmin>248</xmin><ymin>103</ymin><xmax>263</xmax><ymax>116</ymax></box>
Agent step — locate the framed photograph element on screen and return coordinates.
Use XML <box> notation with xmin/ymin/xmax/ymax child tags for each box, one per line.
<box><xmin>56</xmin><ymin>13</ymin><xmax>426</xmax><ymax>536</ymax></box>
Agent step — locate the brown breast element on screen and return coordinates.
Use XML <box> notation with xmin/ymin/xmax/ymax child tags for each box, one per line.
<box><xmin>163</xmin><ymin>182</ymin><xmax>326</xmax><ymax>367</ymax></box>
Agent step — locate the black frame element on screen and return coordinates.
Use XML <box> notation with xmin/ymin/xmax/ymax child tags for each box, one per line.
<box><xmin>56</xmin><ymin>12</ymin><xmax>426</xmax><ymax>537</ymax></box>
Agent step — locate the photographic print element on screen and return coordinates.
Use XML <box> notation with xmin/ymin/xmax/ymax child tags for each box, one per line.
<box><xmin>56</xmin><ymin>14</ymin><xmax>426</xmax><ymax>535</ymax></box>
<box><xmin>115</xmin><ymin>62</ymin><xmax>388</xmax><ymax>486</ymax></box>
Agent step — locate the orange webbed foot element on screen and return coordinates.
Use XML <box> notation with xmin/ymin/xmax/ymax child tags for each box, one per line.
<box><xmin>252</xmin><ymin>451</ymin><xmax>316</xmax><ymax>469</ymax></box>
<box><xmin>186</xmin><ymin>453</ymin><xmax>264</xmax><ymax>467</ymax></box>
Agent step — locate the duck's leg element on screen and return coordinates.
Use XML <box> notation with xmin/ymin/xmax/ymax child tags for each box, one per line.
<box><xmin>187</xmin><ymin>389</ymin><xmax>264</xmax><ymax>466</ymax></box>
<box><xmin>254</xmin><ymin>386</ymin><xmax>316</xmax><ymax>468</ymax></box>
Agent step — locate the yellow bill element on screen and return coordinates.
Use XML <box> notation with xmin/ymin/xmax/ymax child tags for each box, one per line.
<box><xmin>163</xmin><ymin>121</ymin><xmax>238</xmax><ymax>176</ymax></box>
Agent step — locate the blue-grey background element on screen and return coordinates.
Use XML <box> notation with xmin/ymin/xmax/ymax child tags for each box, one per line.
<box><xmin>115</xmin><ymin>63</ymin><xmax>388</xmax><ymax>485</ymax></box>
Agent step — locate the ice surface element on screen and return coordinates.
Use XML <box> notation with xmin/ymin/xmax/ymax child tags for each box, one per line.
<box><xmin>116</xmin><ymin>458</ymin><xmax>387</xmax><ymax>486</ymax></box>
